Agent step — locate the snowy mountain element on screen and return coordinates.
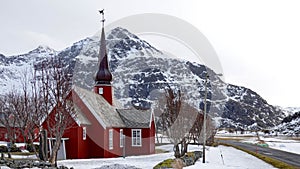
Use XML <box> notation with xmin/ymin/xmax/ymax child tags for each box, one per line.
<box><xmin>0</xmin><ymin>45</ymin><xmax>56</xmax><ymax>92</ymax></box>
<box><xmin>281</xmin><ymin>107</ymin><xmax>300</xmax><ymax>116</ymax></box>
<box><xmin>274</xmin><ymin>111</ymin><xmax>300</xmax><ymax>136</ymax></box>
<box><xmin>0</xmin><ymin>27</ymin><xmax>286</xmax><ymax>130</ymax></box>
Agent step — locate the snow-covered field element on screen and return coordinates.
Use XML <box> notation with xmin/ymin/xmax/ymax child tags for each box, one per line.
<box><xmin>56</xmin><ymin>144</ymin><xmax>276</xmax><ymax>169</ymax></box>
<box><xmin>264</xmin><ymin>138</ymin><xmax>300</xmax><ymax>155</ymax></box>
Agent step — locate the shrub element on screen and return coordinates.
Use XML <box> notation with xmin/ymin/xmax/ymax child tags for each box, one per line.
<box><xmin>211</xmin><ymin>142</ymin><xmax>219</xmax><ymax>147</ymax></box>
<box><xmin>193</xmin><ymin>151</ymin><xmax>203</xmax><ymax>160</ymax></box>
<box><xmin>154</xmin><ymin>151</ymin><xmax>202</xmax><ymax>169</ymax></box>
<box><xmin>181</xmin><ymin>155</ymin><xmax>194</xmax><ymax>166</ymax></box>
<box><xmin>10</xmin><ymin>144</ymin><xmax>21</xmax><ymax>152</ymax></box>
<box><xmin>181</xmin><ymin>151</ymin><xmax>202</xmax><ymax>166</ymax></box>
<box><xmin>26</xmin><ymin>144</ymin><xmax>39</xmax><ymax>152</ymax></box>
<box><xmin>0</xmin><ymin>145</ymin><xmax>8</xmax><ymax>152</ymax></box>
<box><xmin>153</xmin><ymin>158</ymin><xmax>175</xmax><ymax>169</ymax></box>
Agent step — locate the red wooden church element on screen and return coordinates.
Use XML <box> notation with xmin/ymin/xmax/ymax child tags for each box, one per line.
<box><xmin>44</xmin><ymin>15</ymin><xmax>155</xmax><ymax>159</ymax></box>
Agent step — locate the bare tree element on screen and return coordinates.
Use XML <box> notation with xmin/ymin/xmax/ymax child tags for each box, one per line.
<box><xmin>0</xmin><ymin>91</ymin><xmax>23</xmax><ymax>158</ymax></box>
<box><xmin>156</xmin><ymin>86</ymin><xmax>215</xmax><ymax>158</ymax></box>
<box><xmin>0</xmin><ymin>69</ymin><xmax>47</xmax><ymax>158</ymax></box>
<box><xmin>21</xmin><ymin>69</ymin><xmax>47</xmax><ymax>154</ymax></box>
<box><xmin>35</xmin><ymin>57</ymin><xmax>76</xmax><ymax>165</ymax></box>
<box><xmin>0</xmin><ymin>92</ymin><xmax>22</xmax><ymax>143</ymax></box>
<box><xmin>0</xmin><ymin>59</ymin><xmax>76</xmax><ymax>164</ymax></box>
<box><xmin>157</xmin><ymin>87</ymin><xmax>189</xmax><ymax>158</ymax></box>
<box><xmin>12</xmin><ymin>70</ymin><xmax>37</xmax><ymax>146</ymax></box>
<box><xmin>188</xmin><ymin>111</ymin><xmax>215</xmax><ymax>146</ymax></box>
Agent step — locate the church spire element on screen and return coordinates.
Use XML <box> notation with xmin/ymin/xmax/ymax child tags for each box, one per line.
<box><xmin>94</xmin><ymin>9</ymin><xmax>112</xmax><ymax>85</ymax></box>
<box><xmin>94</xmin><ymin>10</ymin><xmax>113</xmax><ymax>105</ymax></box>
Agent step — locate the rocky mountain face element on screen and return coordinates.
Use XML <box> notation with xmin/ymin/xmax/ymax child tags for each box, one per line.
<box><xmin>0</xmin><ymin>45</ymin><xmax>56</xmax><ymax>91</ymax></box>
<box><xmin>280</xmin><ymin>107</ymin><xmax>300</xmax><ymax>116</ymax></box>
<box><xmin>0</xmin><ymin>27</ymin><xmax>287</xmax><ymax>130</ymax></box>
<box><xmin>274</xmin><ymin>111</ymin><xmax>300</xmax><ymax>136</ymax></box>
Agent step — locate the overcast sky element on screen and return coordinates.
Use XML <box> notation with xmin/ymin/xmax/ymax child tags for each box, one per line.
<box><xmin>1</xmin><ymin>0</ymin><xmax>299</xmax><ymax>107</ymax></box>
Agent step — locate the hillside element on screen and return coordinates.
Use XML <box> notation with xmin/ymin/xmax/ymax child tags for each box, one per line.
<box><xmin>274</xmin><ymin>111</ymin><xmax>300</xmax><ymax>136</ymax></box>
<box><xmin>0</xmin><ymin>27</ymin><xmax>286</xmax><ymax>129</ymax></box>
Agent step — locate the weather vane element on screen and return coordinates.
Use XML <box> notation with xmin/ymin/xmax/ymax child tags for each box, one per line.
<box><xmin>99</xmin><ymin>9</ymin><xmax>105</xmax><ymax>27</ymax></box>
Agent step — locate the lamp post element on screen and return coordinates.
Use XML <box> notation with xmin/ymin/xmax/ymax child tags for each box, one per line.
<box><xmin>202</xmin><ymin>74</ymin><xmax>209</xmax><ymax>163</ymax></box>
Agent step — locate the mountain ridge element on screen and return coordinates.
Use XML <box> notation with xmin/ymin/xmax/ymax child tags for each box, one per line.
<box><xmin>0</xmin><ymin>27</ymin><xmax>289</xmax><ymax>130</ymax></box>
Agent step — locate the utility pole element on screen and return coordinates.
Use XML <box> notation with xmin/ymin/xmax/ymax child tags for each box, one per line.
<box><xmin>202</xmin><ymin>74</ymin><xmax>208</xmax><ymax>163</ymax></box>
<box><xmin>202</xmin><ymin>73</ymin><xmax>222</xmax><ymax>163</ymax></box>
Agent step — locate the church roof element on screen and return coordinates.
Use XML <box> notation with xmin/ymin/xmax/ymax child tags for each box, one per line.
<box><xmin>72</xmin><ymin>86</ymin><xmax>153</xmax><ymax>129</ymax></box>
<box><xmin>73</xmin><ymin>86</ymin><xmax>125</xmax><ymax>128</ymax></box>
<box><xmin>73</xmin><ymin>104</ymin><xmax>92</xmax><ymax>126</ymax></box>
<box><xmin>94</xmin><ymin>27</ymin><xmax>112</xmax><ymax>84</ymax></box>
<box><xmin>117</xmin><ymin>109</ymin><xmax>153</xmax><ymax>128</ymax></box>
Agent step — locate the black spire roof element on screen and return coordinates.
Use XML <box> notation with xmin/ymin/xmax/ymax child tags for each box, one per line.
<box><xmin>94</xmin><ymin>12</ymin><xmax>112</xmax><ymax>85</ymax></box>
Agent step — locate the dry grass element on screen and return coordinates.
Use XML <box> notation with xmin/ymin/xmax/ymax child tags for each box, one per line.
<box><xmin>290</xmin><ymin>137</ymin><xmax>300</xmax><ymax>141</ymax></box>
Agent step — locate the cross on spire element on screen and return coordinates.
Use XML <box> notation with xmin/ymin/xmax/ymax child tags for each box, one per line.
<box><xmin>99</xmin><ymin>9</ymin><xmax>105</xmax><ymax>28</ymax></box>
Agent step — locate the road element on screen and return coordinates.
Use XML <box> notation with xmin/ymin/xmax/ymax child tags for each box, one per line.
<box><xmin>218</xmin><ymin>140</ymin><xmax>300</xmax><ymax>168</ymax></box>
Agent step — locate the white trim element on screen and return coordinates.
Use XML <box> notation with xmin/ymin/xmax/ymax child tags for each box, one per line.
<box><xmin>48</xmin><ymin>139</ymin><xmax>52</xmax><ymax>155</ymax></box>
<box><xmin>82</xmin><ymin>127</ymin><xmax>87</xmax><ymax>140</ymax></box>
<box><xmin>94</xmin><ymin>84</ymin><xmax>111</xmax><ymax>87</ymax></box>
<box><xmin>120</xmin><ymin>129</ymin><xmax>123</xmax><ymax>148</ymax></box>
<box><xmin>62</xmin><ymin>139</ymin><xmax>67</xmax><ymax>160</ymax></box>
<box><xmin>98</xmin><ymin>87</ymin><xmax>103</xmax><ymax>94</ymax></box>
<box><xmin>109</xmin><ymin>129</ymin><xmax>113</xmax><ymax>150</ymax></box>
<box><xmin>131</xmin><ymin>129</ymin><xmax>142</xmax><ymax>147</ymax></box>
<box><xmin>149</xmin><ymin>110</ymin><xmax>154</xmax><ymax>128</ymax></box>
<box><xmin>47</xmin><ymin>138</ymin><xmax>69</xmax><ymax>160</ymax></box>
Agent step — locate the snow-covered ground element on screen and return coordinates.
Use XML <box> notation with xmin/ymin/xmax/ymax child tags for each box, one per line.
<box><xmin>0</xmin><ymin>143</ymin><xmax>282</xmax><ymax>169</ymax></box>
<box><xmin>56</xmin><ymin>144</ymin><xmax>276</xmax><ymax>169</ymax></box>
<box><xmin>2</xmin><ymin>131</ymin><xmax>299</xmax><ymax>168</ymax></box>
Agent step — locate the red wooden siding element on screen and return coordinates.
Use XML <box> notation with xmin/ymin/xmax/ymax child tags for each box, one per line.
<box><xmin>71</xmin><ymin>91</ymin><xmax>106</xmax><ymax>158</ymax></box>
<box><xmin>0</xmin><ymin>127</ymin><xmax>39</xmax><ymax>143</ymax></box>
<box><xmin>94</xmin><ymin>86</ymin><xmax>113</xmax><ymax>105</ymax></box>
<box><xmin>121</xmin><ymin>118</ymin><xmax>155</xmax><ymax>156</ymax></box>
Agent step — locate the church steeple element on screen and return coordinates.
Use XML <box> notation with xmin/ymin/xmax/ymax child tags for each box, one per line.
<box><xmin>94</xmin><ymin>10</ymin><xmax>112</xmax><ymax>84</ymax></box>
<box><xmin>94</xmin><ymin>10</ymin><xmax>113</xmax><ymax>105</ymax></box>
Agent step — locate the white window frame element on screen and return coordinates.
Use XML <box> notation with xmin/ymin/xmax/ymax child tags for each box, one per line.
<box><xmin>98</xmin><ymin>87</ymin><xmax>103</xmax><ymax>94</ymax></box>
<box><xmin>120</xmin><ymin>129</ymin><xmax>123</xmax><ymax>148</ymax></box>
<box><xmin>82</xmin><ymin>127</ymin><xmax>86</xmax><ymax>140</ymax></box>
<box><xmin>109</xmin><ymin>129</ymin><xmax>113</xmax><ymax>150</ymax></box>
<box><xmin>131</xmin><ymin>129</ymin><xmax>142</xmax><ymax>147</ymax></box>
